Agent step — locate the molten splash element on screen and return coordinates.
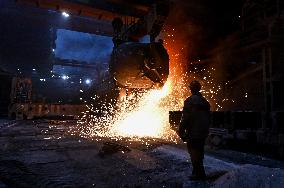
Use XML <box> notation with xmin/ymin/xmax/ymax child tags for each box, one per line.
<box><xmin>74</xmin><ymin>80</ymin><xmax>181</xmax><ymax>142</ymax></box>
<box><xmin>73</xmin><ymin>66</ymin><xmax>224</xmax><ymax>142</ymax></box>
<box><xmin>110</xmin><ymin>82</ymin><xmax>172</xmax><ymax>138</ymax></box>
<box><xmin>72</xmin><ymin>27</ymin><xmax>226</xmax><ymax>143</ymax></box>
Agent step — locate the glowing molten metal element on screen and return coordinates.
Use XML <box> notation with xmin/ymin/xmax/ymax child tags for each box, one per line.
<box><xmin>110</xmin><ymin>82</ymin><xmax>172</xmax><ymax>138</ymax></box>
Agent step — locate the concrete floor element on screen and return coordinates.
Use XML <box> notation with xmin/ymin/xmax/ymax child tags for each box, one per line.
<box><xmin>0</xmin><ymin>119</ymin><xmax>284</xmax><ymax>188</ymax></box>
<box><xmin>0</xmin><ymin>120</ymin><xmax>188</xmax><ymax>187</ymax></box>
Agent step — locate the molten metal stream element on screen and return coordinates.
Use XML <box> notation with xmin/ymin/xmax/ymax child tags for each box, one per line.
<box><xmin>109</xmin><ymin>82</ymin><xmax>172</xmax><ymax>138</ymax></box>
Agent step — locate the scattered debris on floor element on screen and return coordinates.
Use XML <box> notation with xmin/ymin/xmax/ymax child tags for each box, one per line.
<box><xmin>98</xmin><ymin>141</ymin><xmax>131</xmax><ymax>157</ymax></box>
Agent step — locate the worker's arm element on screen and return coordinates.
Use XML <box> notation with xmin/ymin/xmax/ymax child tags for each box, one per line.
<box><xmin>178</xmin><ymin>101</ymin><xmax>190</xmax><ymax>141</ymax></box>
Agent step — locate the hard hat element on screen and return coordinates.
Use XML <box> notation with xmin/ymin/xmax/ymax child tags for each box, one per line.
<box><xmin>189</xmin><ymin>80</ymin><xmax>201</xmax><ymax>92</ymax></box>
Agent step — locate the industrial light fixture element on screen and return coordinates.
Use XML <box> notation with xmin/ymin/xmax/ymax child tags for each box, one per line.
<box><xmin>62</xmin><ymin>11</ymin><xmax>70</xmax><ymax>18</ymax></box>
<box><xmin>85</xmin><ymin>79</ymin><xmax>91</xmax><ymax>84</ymax></box>
<box><xmin>62</xmin><ymin>75</ymin><xmax>69</xmax><ymax>80</ymax></box>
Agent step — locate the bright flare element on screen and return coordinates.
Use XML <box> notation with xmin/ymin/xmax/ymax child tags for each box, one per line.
<box><xmin>73</xmin><ymin>80</ymin><xmax>182</xmax><ymax>142</ymax></box>
<box><xmin>110</xmin><ymin>82</ymin><xmax>171</xmax><ymax>138</ymax></box>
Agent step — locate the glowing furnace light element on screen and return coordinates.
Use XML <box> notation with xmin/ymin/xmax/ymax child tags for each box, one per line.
<box><xmin>62</xmin><ymin>11</ymin><xmax>70</xmax><ymax>18</ymax></box>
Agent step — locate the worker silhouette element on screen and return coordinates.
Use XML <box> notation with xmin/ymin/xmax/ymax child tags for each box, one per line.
<box><xmin>178</xmin><ymin>80</ymin><xmax>210</xmax><ymax>180</ymax></box>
